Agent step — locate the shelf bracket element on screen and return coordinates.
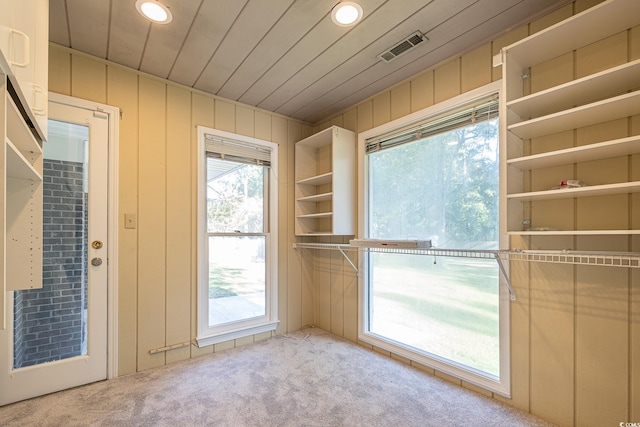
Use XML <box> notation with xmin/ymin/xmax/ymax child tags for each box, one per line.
<box><xmin>293</xmin><ymin>243</ymin><xmax>358</xmax><ymax>273</ymax></box>
<box><xmin>494</xmin><ymin>254</ymin><xmax>516</xmax><ymax>301</ymax></box>
<box><xmin>338</xmin><ymin>246</ymin><xmax>358</xmax><ymax>273</ymax></box>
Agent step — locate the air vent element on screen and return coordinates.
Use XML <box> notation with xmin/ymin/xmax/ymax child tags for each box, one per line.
<box><xmin>378</xmin><ymin>31</ymin><xmax>427</xmax><ymax>63</ymax></box>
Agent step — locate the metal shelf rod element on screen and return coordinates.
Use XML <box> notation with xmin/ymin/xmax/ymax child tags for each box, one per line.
<box><xmin>293</xmin><ymin>243</ymin><xmax>640</xmax><ymax>301</ymax></box>
<box><xmin>293</xmin><ymin>243</ymin><xmax>640</xmax><ymax>268</ymax></box>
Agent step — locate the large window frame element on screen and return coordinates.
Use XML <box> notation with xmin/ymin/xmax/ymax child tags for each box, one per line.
<box><xmin>196</xmin><ymin>126</ymin><xmax>279</xmax><ymax>347</ymax></box>
<box><xmin>357</xmin><ymin>81</ymin><xmax>510</xmax><ymax>396</ymax></box>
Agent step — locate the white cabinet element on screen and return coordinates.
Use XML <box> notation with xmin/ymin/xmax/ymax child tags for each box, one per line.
<box><xmin>295</xmin><ymin>126</ymin><xmax>356</xmax><ymax>236</ymax></box>
<box><xmin>0</xmin><ymin>0</ymin><xmax>49</xmax><ymax>141</ymax></box>
<box><xmin>500</xmin><ymin>0</ymin><xmax>640</xmax><ymax>235</ymax></box>
<box><xmin>0</xmin><ymin>0</ymin><xmax>47</xmax><ymax>330</ymax></box>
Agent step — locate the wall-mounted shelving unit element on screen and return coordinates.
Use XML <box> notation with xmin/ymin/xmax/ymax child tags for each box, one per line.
<box><xmin>294</xmin><ymin>126</ymin><xmax>355</xmax><ymax>236</ymax></box>
<box><xmin>293</xmin><ymin>242</ymin><xmax>640</xmax><ymax>268</ymax></box>
<box><xmin>294</xmin><ymin>241</ymin><xmax>640</xmax><ymax>301</ymax></box>
<box><xmin>500</xmin><ymin>0</ymin><xmax>640</xmax><ymax>236</ymax></box>
<box><xmin>1</xmin><ymin>56</ymin><xmax>45</xmax><ymax>329</ymax></box>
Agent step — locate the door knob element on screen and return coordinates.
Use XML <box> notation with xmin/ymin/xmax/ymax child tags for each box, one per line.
<box><xmin>92</xmin><ymin>240</ymin><xmax>103</xmax><ymax>249</ymax></box>
<box><xmin>91</xmin><ymin>257</ymin><xmax>103</xmax><ymax>266</ymax></box>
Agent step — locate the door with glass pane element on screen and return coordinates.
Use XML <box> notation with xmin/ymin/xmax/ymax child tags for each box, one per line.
<box><xmin>0</xmin><ymin>98</ymin><xmax>108</xmax><ymax>406</ymax></box>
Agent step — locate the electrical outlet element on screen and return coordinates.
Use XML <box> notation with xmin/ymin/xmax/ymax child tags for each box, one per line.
<box><xmin>125</xmin><ymin>213</ymin><xmax>137</xmax><ymax>229</ymax></box>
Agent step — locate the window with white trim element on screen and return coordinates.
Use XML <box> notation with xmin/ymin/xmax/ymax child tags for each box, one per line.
<box><xmin>359</xmin><ymin>82</ymin><xmax>510</xmax><ymax>396</ymax></box>
<box><xmin>197</xmin><ymin>127</ymin><xmax>278</xmax><ymax>347</ymax></box>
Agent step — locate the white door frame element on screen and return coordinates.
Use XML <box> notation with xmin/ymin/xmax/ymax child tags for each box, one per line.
<box><xmin>48</xmin><ymin>92</ymin><xmax>119</xmax><ymax>379</ymax></box>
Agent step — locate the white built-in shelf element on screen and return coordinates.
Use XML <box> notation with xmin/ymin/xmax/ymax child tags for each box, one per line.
<box><xmin>502</xmin><ymin>0</ymin><xmax>640</xmax><ymax>237</ymax></box>
<box><xmin>507</xmin><ymin>181</ymin><xmax>640</xmax><ymax>202</ymax></box>
<box><xmin>6</xmin><ymin>139</ymin><xmax>42</xmax><ymax>181</ymax></box>
<box><xmin>6</xmin><ymin>95</ymin><xmax>42</xmax><ymax>159</ymax></box>
<box><xmin>297</xmin><ymin>192</ymin><xmax>333</xmax><ymax>203</ymax></box>
<box><xmin>507</xmin><ymin>135</ymin><xmax>640</xmax><ymax>171</ymax></box>
<box><xmin>294</xmin><ymin>126</ymin><xmax>355</xmax><ymax>236</ymax></box>
<box><xmin>503</xmin><ymin>0</ymin><xmax>640</xmax><ymax>69</ymax></box>
<box><xmin>296</xmin><ymin>172</ymin><xmax>333</xmax><ymax>186</ymax></box>
<box><xmin>297</xmin><ymin>212</ymin><xmax>333</xmax><ymax>219</ymax></box>
<box><xmin>507</xmin><ymin>59</ymin><xmax>640</xmax><ymax>118</ymax></box>
<box><xmin>508</xmin><ymin>90</ymin><xmax>640</xmax><ymax>139</ymax></box>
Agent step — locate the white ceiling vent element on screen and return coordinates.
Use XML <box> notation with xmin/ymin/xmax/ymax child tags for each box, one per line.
<box><xmin>378</xmin><ymin>31</ymin><xmax>427</xmax><ymax>63</ymax></box>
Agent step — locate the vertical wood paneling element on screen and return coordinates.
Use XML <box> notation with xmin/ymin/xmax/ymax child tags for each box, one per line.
<box><xmin>632</xmin><ymin>26</ymin><xmax>640</xmax><ymax>59</ymax></box>
<box><xmin>461</xmin><ymin>43</ymin><xmax>492</xmax><ymax>93</ymax></box>
<box><xmin>500</xmin><ymin>234</ymin><xmax>531</xmax><ymax>412</ymax></box>
<box><xmin>286</xmin><ymin>120</ymin><xmax>304</xmax><ymax>331</ymax></box>
<box><xmin>48</xmin><ymin>46</ymin><xmax>71</xmax><ymax>95</ymax></box>
<box><xmin>372</xmin><ymin>92</ymin><xmax>390</xmax><ymax>127</ymax></box>
<box><xmin>390</xmin><ymin>82</ymin><xmax>410</xmax><ymax>121</ymax></box>
<box><xmin>329</xmin><ymin>236</ymin><xmax>344</xmax><ymax>336</ymax></box>
<box><xmin>529</xmin><ymin>237</ymin><xmax>574</xmax><ymax>426</ymax></box>
<box><xmin>632</xmin><ymin>235</ymin><xmax>640</xmax><ymax>421</ymax></box>
<box><xmin>576</xmin><ymin>32</ymin><xmax>627</xmax><ymax>77</ymax></box>
<box><xmin>342</xmin><ymin>108</ymin><xmax>357</xmax><ymax>133</ymax></box>
<box><xmin>271</xmin><ymin>115</ymin><xmax>288</xmax><ymax>335</ymax></box>
<box><xmin>255</xmin><ymin>111</ymin><xmax>272</xmax><ymax>141</ymax></box>
<box><xmin>137</xmin><ymin>77</ymin><xmax>167</xmax><ymax>370</ymax></box>
<box><xmin>165</xmin><ymin>85</ymin><xmax>192</xmax><ymax>364</ymax></box>
<box><xmin>190</xmin><ymin>93</ymin><xmax>215</xmax><ymax>359</ymax></box>
<box><xmin>106</xmin><ymin>65</ymin><xmax>139</xmax><ymax>375</ymax></box>
<box><xmin>235</xmin><ymin>105</ymin><xmax>254</xmax><ymax>137</ymax></box>
<box><xmin>50</xmin><ymin>45</ymin><xmax>304</xmax><ymax>373</ymax></box>
<box><xmin>529</xmin><ymin>4</ymin><xmax>573</xmax><ymax>35</ymax></box>
<box><xmin>356</xmin><ymin>102</ymin><xmax>373</xmax><ymax>133</ymax></box>
<box><xmin>214</xmin><ymin>100</ymin><xmax>235</xmax><ymax>132</ymax></box>
<box><xmin>410</xmin><ymin>70</ymin><xmax>433</xmax><ymax>112</ymax></box>
<box><xmin>70</xmin><ymin>54</ymin><xmax>106</xmax><ymax>103</ymax></box>
<box><xmin>342</xmin><ymin>247</ymin><xmax>358</xmax><ymax>343</ymax></box>
<box><xmin>315</xmin><ymin>237</ymin><xmax>331</xmax><ymax>331</ymax></box>
<box><xmin>434</xmin><ymin>59</ymin><xmax>460</xmax><ymax>104</ymax></box>
<box><xmin>575</xmin><ymin>236</ymin><xmax>629</xmax><ymax>426</ymax></box>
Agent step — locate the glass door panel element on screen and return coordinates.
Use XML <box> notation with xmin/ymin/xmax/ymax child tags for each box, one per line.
<box><xmin>13</xmin><ymin>120</ymin><xmax>89</xmax><ymax>369</ymax></box>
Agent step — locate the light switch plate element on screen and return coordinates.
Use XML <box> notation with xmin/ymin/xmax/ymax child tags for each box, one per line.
<box><xmin>125</xmin><ymin>213</ymin><xmax>137</xmax><ymax>229</ymax></box>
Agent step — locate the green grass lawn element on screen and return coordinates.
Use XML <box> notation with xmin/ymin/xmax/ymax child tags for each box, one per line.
<box><xmin>370</xmin><ymin>253</ymin><xmax>500</xmax><ymax>376</ymax></box>
<box><xmin>208</xmin><ymin>262</ymin><xmax>265</xmax><ymax>299</ymax></box>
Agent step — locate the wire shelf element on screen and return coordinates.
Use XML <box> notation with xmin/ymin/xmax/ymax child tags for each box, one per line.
<box><xmin>293</xmin><ymin>242</ymin><xmax>640</xmax><ymax>302</ymax></box>
<box><xmin>293</xmin><ymin>243</ymin><xmax>640</xmax><ymax>268</ymax></box>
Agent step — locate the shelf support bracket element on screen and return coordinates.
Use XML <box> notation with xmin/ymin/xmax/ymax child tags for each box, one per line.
<box><xmin>494</xmin><ymin>254</ymin><xmax>516</xmax><ymax>300</ymax></box>
<box><xmin>338</xmin><ymin>246</ymin><xmax>358</xmax><ymax>273</ymax></box>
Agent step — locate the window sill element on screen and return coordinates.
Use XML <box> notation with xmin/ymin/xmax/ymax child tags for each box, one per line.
<box><xmin>196</xmin><ymin>320</ymin><xmax>279</xmax><ymax>347</ymax></box>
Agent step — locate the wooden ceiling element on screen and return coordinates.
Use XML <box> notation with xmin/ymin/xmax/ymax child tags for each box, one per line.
<box><xmin>49</xmin><ymin>0</ymin><xmax>571</xmax><ymax>124</ymax></box>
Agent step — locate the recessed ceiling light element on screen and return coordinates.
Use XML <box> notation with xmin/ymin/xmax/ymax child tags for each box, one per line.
<box><xmin>331</xmin><ymin>2</ymin><xmax>363</xmax><ymax>27</ymax></box>
<box><xmin>136</xmin><ymin>0</ymin><xmax>173</xmax><ymax>24</ymax></box>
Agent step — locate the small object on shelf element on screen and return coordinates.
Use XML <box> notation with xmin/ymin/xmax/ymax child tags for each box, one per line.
<box><xmin>550</xmin><ymin>179</ymin><xmax>585</xmax><ymax>190</ymax></box>
<box><xmin>349</xmin><ymin>239</ymin><xmax>432</xmax><ymax>249</ymax></box>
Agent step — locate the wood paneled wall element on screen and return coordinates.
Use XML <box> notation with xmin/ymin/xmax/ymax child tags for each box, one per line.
<box><xmin>302</xmin><ymin>1</ymin><xmax>640</xmax><ymax>426</ymax></box>
<box><xmin>48</xmin><ymin>0</ymin><xmax>639</xmax><ymax>424</ymax></box>
<box><xmin>48</xmin><ymin>44</ymin><xmax>313</xmax><ymax>375</ymax></box>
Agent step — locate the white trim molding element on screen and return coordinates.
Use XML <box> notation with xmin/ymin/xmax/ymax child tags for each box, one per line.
<box><xmin>48</xmin><ymin>92</ymin><xmax>120</xmax><ymax>379</ymax></box>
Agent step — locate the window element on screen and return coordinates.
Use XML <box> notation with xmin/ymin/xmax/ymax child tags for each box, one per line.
<box><xmin>197</xmin><ymin>127</ymin><xmax>278</xmax><ymax>346</ymax></box>
<box><xmin>358</xmin><ymin>82</ymin><xmax>509</xmax><ymax>396</ymax></box>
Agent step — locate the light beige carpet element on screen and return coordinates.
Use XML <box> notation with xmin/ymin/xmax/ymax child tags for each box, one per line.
<box><xmin>0</xmin><ymin>328</ymin><xmax>555</xmax><ymax>426</ymax></box>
